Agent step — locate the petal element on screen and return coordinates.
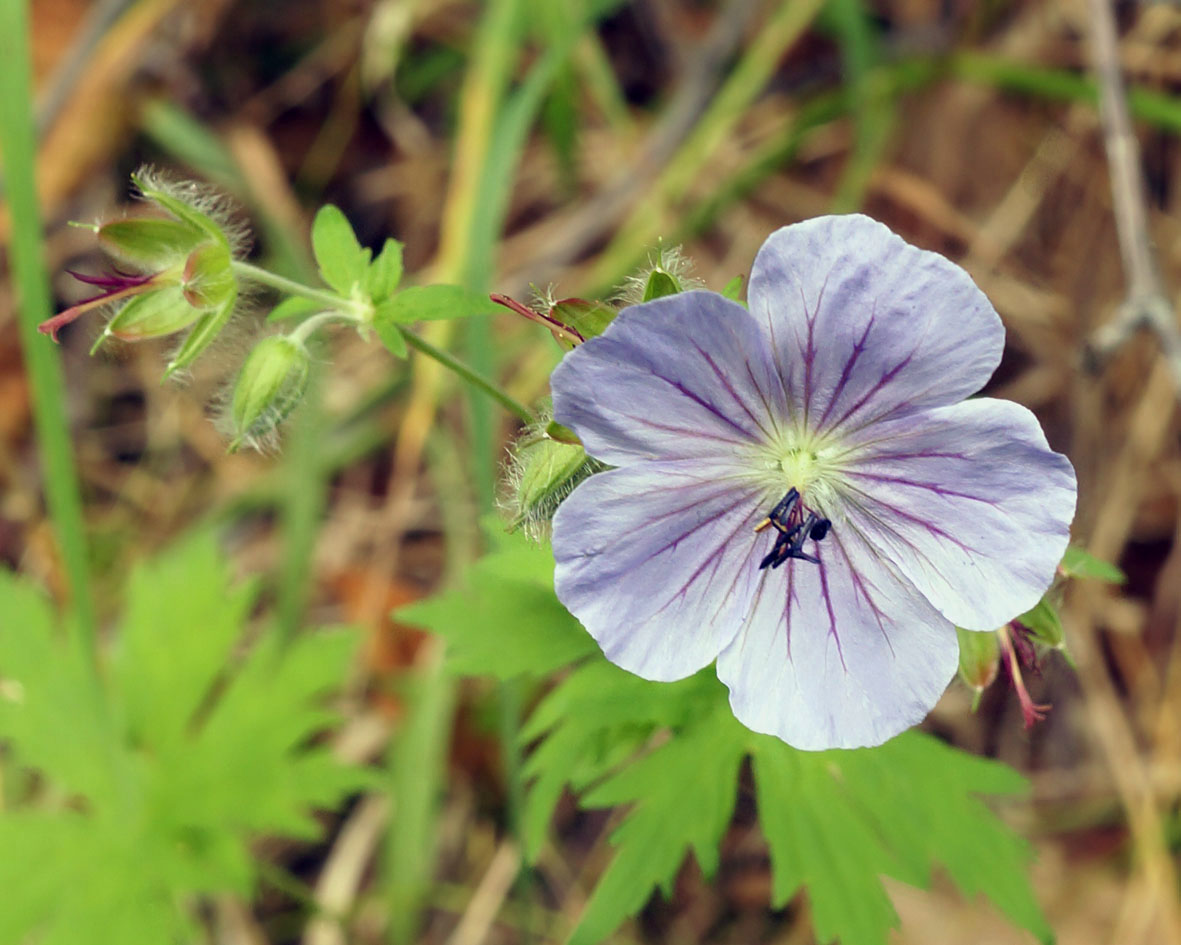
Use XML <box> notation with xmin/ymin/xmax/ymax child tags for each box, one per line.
<box><xmin>747</xmin><ymin>215</ymin><xmax>1004</xmax><ymax>438</ymax></box>
<box><xmin>551</xmin><ymin>291</ymin><xmax>788</xmax><ymax>465</ymax></box>
<box><xmin>717</xmin><ymin>525</ymin><xmax>959</xmax><ymax>750</ymax></box>
<box><xmin>552</xmin><ymin>459</ymin><xmax>771</xmax><ymax>681</ymax></box>
<box><xmin>836</xmin><ymin>398</ymin><xmax>1077</xmax><ymax>630</ymax></box>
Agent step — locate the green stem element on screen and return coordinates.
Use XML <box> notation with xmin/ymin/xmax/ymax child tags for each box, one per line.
<box><xmin>233</xmin><ymin>259</ymin><xmax>535</xmax><ymax>425</ymax></box>
<box><xmin>232</xmin><ymin>260</ymin><xmax>351</xmax><ymax>311</ymax></box>
<box><xmin>399</xmin><ymin>328</ymin><xmax>535</xmax><ymax>425</ymax></box>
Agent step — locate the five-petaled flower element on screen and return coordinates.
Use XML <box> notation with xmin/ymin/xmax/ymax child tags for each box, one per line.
<box><xmin>549</xmin><ymin>214</ymin><xmax>1077</xmax><ymax>750</ymax></box>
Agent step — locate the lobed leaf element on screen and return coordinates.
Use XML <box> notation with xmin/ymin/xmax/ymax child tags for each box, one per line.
<box><xmin>398</xmin><ymin>532</ymin><xmax>596</xmax><ymax>679</ymax></box>
<box><xmin>311</xmin><ymin>204</ymin><xmax>370</xmax><ymax>295</ymax></box>
<box><xmin>0</xmin><ymin>532</ymin><xmax>370</xmax><ymax>945</ymax></box>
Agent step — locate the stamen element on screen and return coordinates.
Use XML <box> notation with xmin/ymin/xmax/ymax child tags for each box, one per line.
<box><xmin>755</xmin><ymin>489</ymin><xmax>830</xmax><ymax>570</ymax></box>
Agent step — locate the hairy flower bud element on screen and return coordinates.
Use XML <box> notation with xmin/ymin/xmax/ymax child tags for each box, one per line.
<box><xmin>503</xmin><ymin>420</ymin><xmax>603</xmax><ymax>540</ymax></box>
<box><xmin>229</xmin><ymin>336</ymin><xmax>311</xmax><ymax>451</ymax></box>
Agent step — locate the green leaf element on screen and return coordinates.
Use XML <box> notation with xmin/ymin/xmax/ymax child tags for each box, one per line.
<box><xmin>164</xmin><ymin>286</ymin><xmax>238</xmax><ymax>377</ymax></box>
<box><xmin>520</xmin><ymin>663</ymin><xmax>720</xmax><ymax>863</ymax></box>
<box><xmin>1060</xmin><ymin>544</ymin><xmax>1125</xmax><ymax>583</ymax></box>
<box><xmin>548</xmin><ymin>298</ymin><xmax>616</xmax><ymax>343</ymax></box>
<box><xmin>569</xmin><ymin>701</ymin><xmax>746</xmax><ymax>945</ymax></box>
<box><xmin>1017</xmin><ymin>596</ymin><xmax>1063</xmax><ymax>648</ymax></box>
<box><xmin>0</xmin><ymin>573</ymin><xmax>118</xmax><ymax>805</ymax></box>
<box><xmin>721</xmin><ymin>274</ymin><xmax>745</xmax><ymax>301</ymax></box>
<box><xmin>397</xmin><ymin>532</ymin><xmax>595</xmax><ymax>679</ymax></box>
<box><xmin>374</xmin><ymin>284</ymin><xmax>501</xmax><ymax>325</ymax></box>
<box><xmin>0</xmin><ymin>532</ymin><xmax>371</xmax><ymax>945</ymax></box>
<box><xmin>751</xmin><ymin>732</ymin><xmax>1050</xmax><ymax>945</ymax></box>
<box><xmin>520</xmin><ymin>644</ymin><xmax>1051</xmax><ymax>945</ymax></box>
<box><xmin>375</xmin><ymin>319</ymin><xmax>408</xmax><ymax>358</ymax></box>
<box><xmin>364</xmin><ymin>238</ymin><xmax>404</xmax><ymax>303</ymax></box>
<box><xmin>266</xmin><ymin>295</ymin><xmax>322</xmax><ymax>323</ymax></box>
<box><xmin>311</xmin><ymin>204</ymin><xmax>370</xmax><ymax>295</ymax></box>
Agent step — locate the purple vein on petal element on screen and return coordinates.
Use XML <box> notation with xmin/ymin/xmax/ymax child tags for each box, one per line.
<box><xmin>842</xmin><ymin>470</ymin><xmax>1001</xmax><ymax>505</ymax></box>
<box><xmin>651</xmin><ymin>497</ymin><xmax>764</xmax><ymax>627</ymax></box>
<box><xmin>610</xmin><ymin>409</ymin><xmax>749</xmax><ymax>450</ymax></box>
<box><xmin>649</xmin><ymin>368</ymin><xmax>758</xmax><ymax>440</ymax></box>
<box><xmin>691</xmin><ymin>340</ymin><xmax>776</xmax><ymax>443</ymax></box>
<box><xmin>815</xmin><ymin>299</ymin><xmax>876</xmax><ymax>430</ymax></box>
<box><xmin>573</xmin><ymin>474</ymin><xmax>756</xmax><ymax>556</ymax></box>
<box><xmin>830</xmin><ymin>526</ymin><xmax>896</xmax><ymax>658</ymax></box>
<box><xmin>814</xmin><ymin>547</ymin><xmax>848</xmax><ymax>672</ymax></box>
<box><xmin>837</xmin><ymin>480</ymin><xmax>982</xmax><ymax>558</ymax></box>
<box><xmin>823</xmin><ymin>345</ymin><xmax>918</xmax><ymax>435</ymax></box>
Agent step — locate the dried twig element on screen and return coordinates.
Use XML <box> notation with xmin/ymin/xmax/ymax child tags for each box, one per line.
<box><xmin>1084</xmin><ymin>0</ymin><xmax>1181</xmax><ymax>388</ymax></box>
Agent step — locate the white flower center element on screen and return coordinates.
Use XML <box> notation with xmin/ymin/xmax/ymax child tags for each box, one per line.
<box><xmin>754</xmin><ymin>429</ymin><xmax>848</xmax><ymax>517</ymax></box>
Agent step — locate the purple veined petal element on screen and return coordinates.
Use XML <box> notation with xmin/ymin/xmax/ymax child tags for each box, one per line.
<box><xmin>717</xmin><ymin>525</ymin><xmax>959</xmax><ymax>750</ymax></box>
<box><xmin>833</xmin><ymin>397</ymin><xmax>1077</xmax><ymax>631</ymax></box>
<box><xmin>552</xmin><ymin>458</ymin><xmax>772</xmax><ymax>681</ymax></box>
<box><xmin>551</xmin><ymin>290</ymin><xmax>790</xmax><ymax>465</ymax></box>
<box><xmin>747</xmin><ymin>215</ymin><xmax>1004</xmax><ymax>438</ymax></box>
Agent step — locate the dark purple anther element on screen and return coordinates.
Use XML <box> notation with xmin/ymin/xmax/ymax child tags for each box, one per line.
<box><xmin>756</xmin><ymin>491</ymin><xmax>831</xmax><ymax>570</ymax></box>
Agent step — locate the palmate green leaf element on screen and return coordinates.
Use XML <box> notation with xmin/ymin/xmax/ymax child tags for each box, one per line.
<box><xmin>312</xmin><ymin>203</ymin><xmax>371</xmax><ymax>295</ymax></box>
<box><xmin>0</xmin><ymin>574</ymin><xmax>120</xmax><ymax>806</ymax></box>
<box><xmin>752</xmin><ymin>732</ymin><xmax>1051</xmax><ymax>945</ymax></box>
<box><xmin>398</xmin><ymin>530</ymin><xmax>595</xmax><ymax>679</ymax></box>
<box><xmin>570</xmin><ymin>699</ymin><xmax>747</xmax><ymax>945</ymax></box>
<box><xmin>0</xmin><ymin>532</ymin><xmax>370</xmax><ymax>945</ymax></box>
<box><xmin>520</xmin><ymin>662</ymin><xmax>719</xmax><ymax>861</ymax></box>
<box><xmin>517</xmin><ymin>647</ymin><xmax>1051</xmax><ymax>945</ymax></box>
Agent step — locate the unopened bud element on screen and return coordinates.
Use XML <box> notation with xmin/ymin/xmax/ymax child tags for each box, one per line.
<box><xmin>956</xmin><ymin>627</ymin><xmax>1001</xmax><ymax>710</ymax></box>
<box><xmin>504</xmin><ymin>424</ymin><xmax>602</xmax><ymax>539</ymax></box>
<box><xmin>641</xmin><ymin>267</ymin><xmax>680</xmax><ymax>301</ymax></box>
<box><xmin>229</xmin><ymin>336</ymin><xmax>311</xmax><ymax>451</ymax></box>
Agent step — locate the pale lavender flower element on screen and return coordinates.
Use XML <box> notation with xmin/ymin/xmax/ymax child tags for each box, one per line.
<box><xmin>549</xmin><ymin>215</ymin><xmax>1077</xmax><ymax>750</ymax></box>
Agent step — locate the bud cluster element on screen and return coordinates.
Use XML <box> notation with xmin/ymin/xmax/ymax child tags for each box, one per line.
<box><xmin>41</xmin><ymin>170</ymin><xmax>374</xmax><ymax>450</ymax></box>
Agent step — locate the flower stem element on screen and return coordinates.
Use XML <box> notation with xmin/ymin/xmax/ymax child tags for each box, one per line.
<box><xmin>232</xmin><ymin>260</ymin><xmax>351</xmax><ymax>311</ymax></box>
<box><xmin>398</xmin><ymin>327</ymin><xmax>535</xmax><ymax>425</ymax></box>
<box><xmin>232</xmin><ymin>259</ymin><xmax>536</xmax><ymax>425</ymax></box>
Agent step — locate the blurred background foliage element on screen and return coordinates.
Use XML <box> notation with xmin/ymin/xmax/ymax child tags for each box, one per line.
<box><xmin>3</xmin><ymin>0</ymin><xmax>1181</xmax><ymax>942</ymax></box>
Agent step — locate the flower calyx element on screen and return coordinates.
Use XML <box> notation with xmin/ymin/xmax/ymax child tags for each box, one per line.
<box><xmin>40</xmin><ymin>169</ymin><xmax>245</xmax><ymax>375</ymax></box>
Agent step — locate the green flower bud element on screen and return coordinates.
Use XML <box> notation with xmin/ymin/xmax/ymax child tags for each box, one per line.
<box><xmin>618</xmin><ymin>244</ymin><xmax>703</xmax><ymax>306</ymax></box>
<box><xmin>503</xmin><ymin>421</ymin><xmax>603</xmax><ymax>540</ymax></box>
<box><xmin>641</xmin><ymin>267</ymin><xmax>680</xmax><ymax>301</ymax></box>
<box><xmin>956</xmin><ymin>627</ymin><xmax>1001</xmax><ymax>710</ymax></box>
<box><xmin>229</xmin><ymin>336</ymin><xmax>311</xmax><ymax>451</ymax></box>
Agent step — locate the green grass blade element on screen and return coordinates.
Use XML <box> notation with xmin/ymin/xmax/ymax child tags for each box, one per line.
<box><xmin>0</xmin><ymin>0</ymin><xmax>96</xmax><ymax>648</ymax></box>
